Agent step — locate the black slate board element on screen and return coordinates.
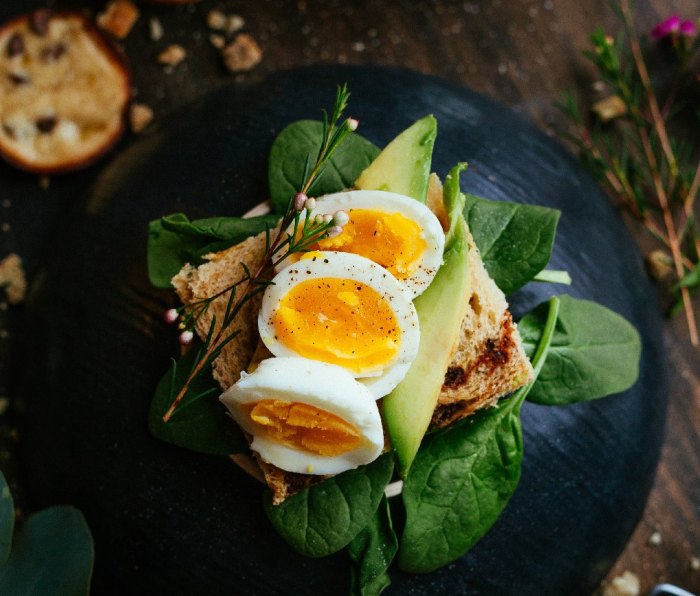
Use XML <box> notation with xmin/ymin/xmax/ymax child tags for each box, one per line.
<box><xmin>17</xmin><ymin>66</ymin><xmax>667</xmax><ymax>596</ymax></box>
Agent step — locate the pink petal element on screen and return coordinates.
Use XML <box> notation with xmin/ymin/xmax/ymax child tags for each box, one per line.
<box><xmin>651</xmin><ymin>15</ymin><xmax>681</xmax><ymax>39</ymax></box>
<box><xmin>679</xmin><ymin>20</ymin><xmax>698</xmax><ymax>37</ymax></box>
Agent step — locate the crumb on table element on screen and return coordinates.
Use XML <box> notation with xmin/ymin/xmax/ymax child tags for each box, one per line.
<box><xmin>97</xmin><ymin>0</ymin><xmax>140</xmax><ymax>39</ymax></box>
<box><xmin>0</xmin><ymin>253</ymin><xmax>27</xmax><ymax>305</ymax></box>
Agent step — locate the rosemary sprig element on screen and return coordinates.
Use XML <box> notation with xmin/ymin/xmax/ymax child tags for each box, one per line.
<box><xmin>559</xmin><ymin>1</ymin><xmax>699</xmax><ymax>346</ymax></box>
<box><xmin>162</xmin><ymin>85</ymin><xmax>357</xmax><ymax>422</ymax></box>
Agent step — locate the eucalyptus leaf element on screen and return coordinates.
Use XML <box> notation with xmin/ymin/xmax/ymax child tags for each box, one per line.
<box><xmin>264</xmin><ymin>453</ymin><xmax>394</xmax><ymax>558</ymax></box>
<box><xmin>519</xmin><ymin>294</ymin><xmax>641</xmax><ymax>405</ymax></box>
<box><xmin>0</xmin><ymin>507</ymin><xmax>93</xmax><ymax>596</ymax></box>
<box><xmin>463</xmin><ymin>193</ymin><xmax>560</xmax><ymax>295</ymax></box>
<box><xmin>0</xmin><ymin>472</ymin><xmax>13</xmax><ymax>565</ymax></box>
<box><xmin>268</xmin><ymin>120</ymin><xmax>380</xmax><ymax>214</ymax></box>
<box><xmin>347</xmin><ymin>496</ymin><xmax>397</xmax><ymax>596</ymax></box>
<box><xmin>149</xmin><ymin>348</ymin><xmax>248</xmax><ymax>455</ymax></box>
<box><xmin>147</xmin><ymin>213</ymin><xmax>278</xmax><ymax>288</ymax></box>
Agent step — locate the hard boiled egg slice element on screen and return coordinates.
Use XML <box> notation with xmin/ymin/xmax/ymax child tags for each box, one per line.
<box><xmin>259</xmin><ymin>251</ymin><xmax>419</xmax><ymax>399</ymax></box>
<box><xmin>278</xmin><ymin>190</ymin><xmax>445</xmax><ymax>299</ymax></box>
<box><xmin>220</xmin><ymin>357</ymin><xmax>384</xmax><ymax>475</ymax></box>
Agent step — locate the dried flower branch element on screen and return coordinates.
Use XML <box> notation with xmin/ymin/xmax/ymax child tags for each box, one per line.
<box><xmin>161</xmin><ymin>85</ymin><xmax>356</xmax><ymax>422</ymax></box>
<box><xmin>559</xmin><ymin>1</ymin><xmax>699</xmax><ymax>346</ymax></box>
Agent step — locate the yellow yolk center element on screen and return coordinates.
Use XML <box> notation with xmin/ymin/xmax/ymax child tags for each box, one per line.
<box><xmin>243</xmin><ymin>399</ymin><xmax>362</xmax><ymax>456</ymax></box>
<box><xmin>272</xmin><ymin>278</ymin><xmax>401</xmax><ymax>374</ymax></box>
<box><xmin>312</xmin><ymin>209</ymin><xmax>426</xmax><ymax>280</ymax></box>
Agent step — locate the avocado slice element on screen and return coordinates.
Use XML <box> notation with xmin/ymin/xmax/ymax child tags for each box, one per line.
<box><xmin>382</xmin><ymin>164</ymin><xmax>471</xmax><ymax>477</ymax></box>
<box><xmin>354</xmin><ymin>115</ymin><xmax>437</xmax><ymax>203</ymax></box>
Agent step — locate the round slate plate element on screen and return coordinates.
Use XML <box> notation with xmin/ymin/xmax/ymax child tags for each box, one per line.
<box><xmin>18</xmin><ymin>66</ymin><xmax>666</xmax><ymax>596</ymax></box>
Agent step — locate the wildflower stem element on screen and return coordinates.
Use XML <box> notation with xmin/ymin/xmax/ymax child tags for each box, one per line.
<box><xmin>162</xmin><ymin>85</ymin><xmax>355</xmax><ymax>422</ymax></box>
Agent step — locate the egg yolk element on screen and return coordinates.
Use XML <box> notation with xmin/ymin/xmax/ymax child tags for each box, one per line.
<box><xmin>243</xmin><ymin>399</ymin><xmax>362</xmax><ymax>456</ymax></box>
<box><xmin>308</xmin><ymin>209</ymin><xmax>427</xmax><ymax>280</ymax></box>
<box><xmin>272</xmin><ymin>278</ymin><xmax>401</xmax><ymax>374</ymax></box>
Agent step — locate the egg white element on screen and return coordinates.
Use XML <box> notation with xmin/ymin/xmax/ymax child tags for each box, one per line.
<box><xmin>259</xmin><ymin>251</ymin><xmax>420</xmax><ymax>398</ymax></box>
<box><xmin>220</xmin><ymin>357</ymin><xmax>384</xmax><ymax>475</ymax></box>
<box><xmin>276</xmin><ymin>190</ymin><xmax>445</xmax><ymax>299</ymax></box>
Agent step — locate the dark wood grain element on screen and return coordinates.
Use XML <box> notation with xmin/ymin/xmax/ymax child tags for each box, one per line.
<box><xmin>0</xmin><ymin>0</ymin><xmax>697</xmax><ymax>593</ymax></box>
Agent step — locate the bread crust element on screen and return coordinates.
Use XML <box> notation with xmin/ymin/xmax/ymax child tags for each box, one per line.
<box><xmin>0</xmin><ymin>11</ymin><xmax>131</xmax><ymax>174</ymax></box>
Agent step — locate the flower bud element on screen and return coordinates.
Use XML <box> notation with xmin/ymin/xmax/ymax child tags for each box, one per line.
<box><xmin>179</xmin><ymin>330</ymin><xmax>194</xmax><ymax>345</ymax></box>
<box><xmin>164</xmin><ymin>308</ymin><xmax>179</xmax><ymax>324</ymax></box>
<box><xmin>333</xmin><ymin>210</ymin><xmax>349</xmax><ymax>226</ymax></box>
<box><xmin>304</xmin><ymin>197</ymin><xmax>317</xmax><ymax>211</ymax></box>
<box><xmin>294</xmin><ymin>192</ymin><xmax>308</xmax><ymax>211</ymax></box>
<box><xmin>347</xmin><ymin>117</ymin><xmax>359</xmax><ymax>131</ymax></box>
<box><xmin>326</xmin><ymin>225</ymin><xmax>343</xmax><ymax>239</ymax></box>
<box><xmin>322</xmin><ymin>214</ymin><xmax>334</xmax><ymax>224</ymax></box>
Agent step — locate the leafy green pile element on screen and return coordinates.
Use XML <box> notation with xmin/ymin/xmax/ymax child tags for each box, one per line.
<box><xmin>146</xmin><ymin>118</ymin><xmax>641</xmax><ymax>595</ymax></box>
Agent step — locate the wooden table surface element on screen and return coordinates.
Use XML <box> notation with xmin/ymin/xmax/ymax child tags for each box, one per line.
<box><xmin>0</xmin><ymin>0</ymin><xmax>698</xmax><ymax>594</ymax></box>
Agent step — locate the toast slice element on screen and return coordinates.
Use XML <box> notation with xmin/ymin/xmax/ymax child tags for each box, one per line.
<box><xmin>172</xmin><ymin>200</ymin><xmax>533</xmax><ymax>504</ymax></box>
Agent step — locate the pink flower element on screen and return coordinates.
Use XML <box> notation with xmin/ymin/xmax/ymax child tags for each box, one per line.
<box><xmin>651</xmin><ymin>15</ymin><xmax>697</xmax><ymax>39</ymax></box>
<box><xmin>679</xmin><ymin>19</ymin><xmax>698</xmax><ymax>37</ymax></box>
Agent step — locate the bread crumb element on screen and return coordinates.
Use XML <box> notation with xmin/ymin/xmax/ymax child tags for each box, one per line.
<box><xmin>129</xmin><ymin>103</ymin><xmax>154</xmax><ymax>133</ymax></box>
<box><xmin>0</xmin><ymin>253</ymin><xmax>27</xmax><ymax>305</ymax></box>
<box><xmin>0</xmin><ymin>397</ymin><xmax>8</xmax><ymax>416</ymax></box>
<box><xmin>222</xmin><ymin>34</ymin><xmax>262</xmax><ymax>72</ymax></box>
<box><xmin>592</xmin><ymin>95</ymin><xmax>627</xmax><ymax>122</ymax></box>
<box><xmin>646</xmin><ymin>250</ymin><xmax>674</xmax><ymax>281</ymax></box>
<box><xmin>97</xmin><ymin>0</ymin><xmax>140</xmax><ymax>39</ymax></box>
<box><xmin>207</xmin><ymin>10</ymin><xmax>228</xmax><ymax>30</ymax></box>
<box><xmin>157</xmin><ymin>44</ymin><xmax>187</xmax><ymax>67</ymax></box>
<box><xmin>207</xmin><ymin>10</ymin><xmax>245</xmax><ymax>34</ymax></box>
<box><xmin>691</xmin><ymin>556</ymin><xmax>700</xmax><ymax>571</ymax></box>
<box><xmin>648</xmin><ymin>531</ymin><xmax>662</xmax><ymax>546</ymax></box>
<box><xmin>39</xmin><ymin>176</ymin><xmax>50</xmax><ymax>190</ymax></box>
<box><xmin>149</xmin><ymin>17</ymin><xmax>163</xmax><ymax>42</ymax></box>
<box><xmin>602</xmin><ymin>571</ymin><xmax>640</xmax><ymax>596</ymax></box>
<box><xmin>209</xmin><ymin>33</ymin><xmax>226</xmax><ymax>49</ymax></box>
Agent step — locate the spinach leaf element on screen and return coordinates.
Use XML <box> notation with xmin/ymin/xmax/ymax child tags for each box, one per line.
<box><xmin>347</xmin><ymin>496</ymin><xmax>397</xmax><ymax>596</ymax></box>
<box><xmin>398</xmin><ymin>298</ymin><xmax>560</xmax><ymax>573</ymax></box>
<box><xmin>147</xmin><ymin>213</ymin><xmax>278</xmax><ymax>288</ymax></box>
<box><xmin>149</xmin><ymin>347</ymin><xmax>248</xmax><ymax>455</ymax></box>
<box><xmin>0</xmin><ymin>473</ymin><xmax>95</xmax><ymax>596</ymax></box>
<box><xmin>463</xmin><ymin>193</ymin><xmax>560</xmax><ymax>295</ymax></box>
<box><xmin>519</xmin><ymin>294</ymin><xmax>641</xmax><ymax>405</ymax></box>
<box><xmin>0</xmin><ymin>472</ymin><xmax>14</xmax><ymax>565</ymax></box>
<box><xmin>397</xmin><ymin>396</ymin><xmax>524</xmax><ymax>573</ymax></box>
<box><xmin>268</xmin><ymin>120</ymin><xmax>380</xmax><ymax>214</ymax></box>
<box><xmin>264</xmin><ymin>453</ymin><xmax>394</xmax><ymax>558</ymax></box>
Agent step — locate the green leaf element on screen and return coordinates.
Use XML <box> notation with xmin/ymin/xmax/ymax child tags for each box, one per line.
<box><xmin>674</xmin><ymin>266</ymin><xmax>700</xmax><ymax>291</ymax></box>
<box><xmin>264</xmin><ymin>453</ymin><xmax>394</xmax><ymax>558</ymax></box>
<box><xmin>463</xmin><ymin>194</ymin><xmax>560</xmax><ymax>295</ymax></box>
<box><xmin>268</xmin><ymin>120</ymin><xmax>380</xmax><ymax>214</ymax></box>
<box><xmin>0</xmin><ymin>472</ymin><xmax>14</xmax><ymax>565</ymax></box>
<box><xmin>147</xmin><ymin>213</ymin><xmax>278</xmax><ymax>288</ymax></box>
<box><xmin>398</xmin><ymin>298</ymin><xmax>559</xmax><ymax>574</ymax></box>
<box><xmin>397</xmin><ymin>397</ymin><xmax>524</xmax><ymax>573</ymax></box>
<box><xmin>347</xmin><ymin>496</ymin><xmax>397</xmax><ymax>596</ymax></box>
<box><xmin>0</xmin><ymin>506</ymin><xmax>94</xmax><ymax>596</ymax></box>
<box><xmin>519</xmin><ymin>294</ymin><xmax>641</xmax><ymax>405</ymax></box>
<box><xmin>149</xmin><ymin>348</ymin><xmax>248</xmax><ymax>455</ymax></box>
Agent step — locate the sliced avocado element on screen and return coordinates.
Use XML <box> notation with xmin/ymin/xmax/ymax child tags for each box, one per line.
<box><xmin>382</xmin><ymin>164</ymin><xmax>470</xmax><ymax>477</ymax></box>
<box><xmin>354</xmin><ymin>115</ymin><xmax>437</xmax><ymax>203</ymax></box>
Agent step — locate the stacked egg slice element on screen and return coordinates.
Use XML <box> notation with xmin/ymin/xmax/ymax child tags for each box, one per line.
<box><xmin>220</xmin><ymin>190</ymin><xmax>445</xmax><ymax>475</ymax></box>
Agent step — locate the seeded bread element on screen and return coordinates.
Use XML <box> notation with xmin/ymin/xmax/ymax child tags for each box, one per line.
<box><xmin>172</xmin><ymin>194</ymin><xmax>533</xmax><ymax>503</ymax></box>
<box><xmin>0</xmin><ymin>10</ymin><xmax>130</xmax><ymax>173</ymax></box>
